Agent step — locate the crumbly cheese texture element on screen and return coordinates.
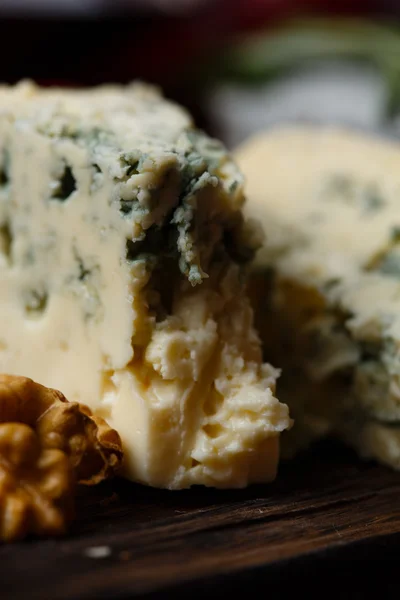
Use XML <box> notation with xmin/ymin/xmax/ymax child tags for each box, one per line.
<box><xmin>0</xmin><ymin>80</ymin><xmax>290</xmax><ymax>489</ymax></box>
<box><xmin>236</xmin><ymin>126</ymin><xmax>400</xmax><ymax>468</ymax></box>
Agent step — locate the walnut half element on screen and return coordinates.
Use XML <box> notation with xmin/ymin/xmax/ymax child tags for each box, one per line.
<box><xmin>0</xmin><ymin>375</ymin><xmax>123</xmax><ymax>542</ymax></box>
<box><xmin>0</xmin><ymin>423</ymin><xmax>74</xmax><ymax>541</ymax></box>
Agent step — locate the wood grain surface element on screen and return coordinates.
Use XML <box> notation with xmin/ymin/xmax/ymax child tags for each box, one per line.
<box><xmin>2</xmin><ymin>440</ymin><xmax>400</xmax><ymax>599</ymax></box>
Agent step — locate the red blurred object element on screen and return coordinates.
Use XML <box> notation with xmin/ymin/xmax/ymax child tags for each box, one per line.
<box><xmin>106</xmin><ymin>0</ymin><xmax>375</xmax><ymax>86</ymax></box>
<box><xmin>0</xmin><ymin>0</ymin><xmax>382</xmax><ymax>130</ymax></box>
<box><xmin>227</xmin><ymin>0</ymin><xmax>373</xmax><ymax>31</ymax></box>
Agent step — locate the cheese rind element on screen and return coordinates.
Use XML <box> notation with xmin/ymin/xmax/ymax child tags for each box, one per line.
<box><xmin>236</xmin><ymin>126</ymin><xmax>400</xmax><ymax>468</ymax></box>
<box><xmin>0</xmin><ymin>81</ymin><xmax>290</xmax><ymax>489</ymax></box>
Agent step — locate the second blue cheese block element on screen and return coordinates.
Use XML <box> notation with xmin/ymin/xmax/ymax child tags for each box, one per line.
<box><xmin>236</xmin><ymin>125</ymin><xmax>400</xmax><ymax>468</ymax></box>
<box><xmin>0</xmin><ymin>81</ymin><xmax>291</xmax><ymax>489</ymax></box>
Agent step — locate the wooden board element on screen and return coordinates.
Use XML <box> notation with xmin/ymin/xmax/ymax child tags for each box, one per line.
<box><xmin>2</xmin><ymin>440</ymin><xmax>400</xmax><ymax>600</ymax></box>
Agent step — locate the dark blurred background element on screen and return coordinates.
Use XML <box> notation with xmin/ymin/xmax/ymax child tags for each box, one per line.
<box><xmin>1</xmin><ymin>0</ymin><xmax>400</xmax><ymax>145</ymax></box>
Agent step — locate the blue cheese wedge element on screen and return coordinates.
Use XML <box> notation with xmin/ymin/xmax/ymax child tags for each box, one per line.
<box><xmin>236</xmin><ymin>126</ymin><xmax>400</xmax><ymax>468</ymax></box>
<box><xmin>0</xmin><ymin>80</ymin><xmax>290</xmax><ymax>489</ymax></box>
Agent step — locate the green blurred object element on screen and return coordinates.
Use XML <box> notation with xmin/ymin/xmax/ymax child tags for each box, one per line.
<box><xmin>215</xmin><ymin>19</ymin><xmax>400</xmax><ymax>118</ymax></box>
